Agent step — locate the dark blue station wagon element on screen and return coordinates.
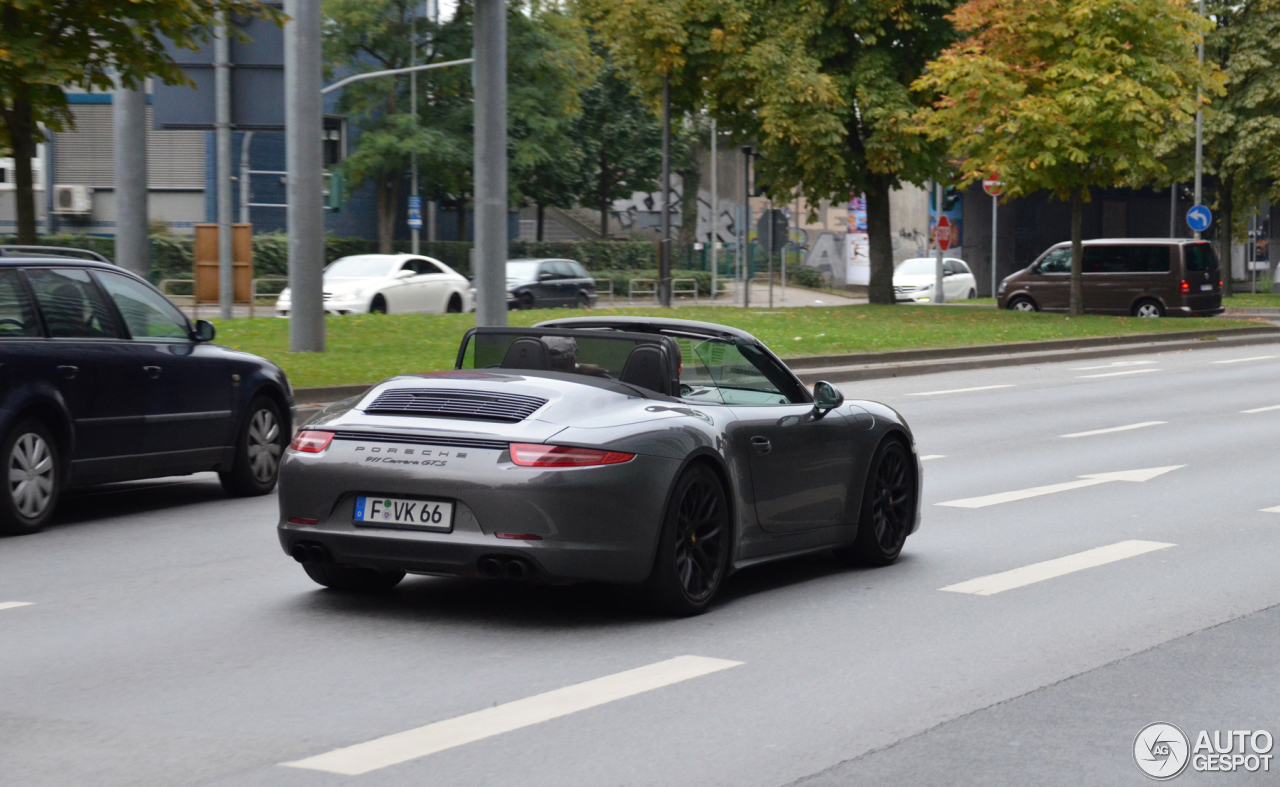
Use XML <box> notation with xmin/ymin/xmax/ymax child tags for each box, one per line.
<box><xmin>0</xmin><ymin>248</ymin><xmax>294</xmax><ymax>534</ymax></box>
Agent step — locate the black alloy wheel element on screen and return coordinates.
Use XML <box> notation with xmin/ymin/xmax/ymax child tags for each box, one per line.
<box><xmin>0</xmin><ymin>418</ymin><xmax>60</xmax><ymax>535</ymax></box>
<box><xmin>836</xmin><ymin>439</ymin><xmax>915</xmax><ymax>567</ymax></box>
<box><xmin>643</xmin><ymin>463</ymin><xmax>729</xmax><ymax>616</ymax></box>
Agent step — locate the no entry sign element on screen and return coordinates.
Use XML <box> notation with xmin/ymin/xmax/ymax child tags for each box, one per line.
<box><xmin>937</xmin><ymin>215</ymin><xmax>953</xmax><ymax>251</ymax></box>
<box><xmin>983</xmin><ymin>174</ymin><xmax>1003</xmax><ymax>197</ymax></box>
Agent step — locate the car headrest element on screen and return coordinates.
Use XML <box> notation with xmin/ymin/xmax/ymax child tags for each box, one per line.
<box><xmin>500</xmin><ymin>337</ymin><xmax>550</xmax><ymax>370</ymax></box>
<box><xmin>619</xmin><ymin>344</ymin><xmax>670</xmax><ymax>395</ymax></box>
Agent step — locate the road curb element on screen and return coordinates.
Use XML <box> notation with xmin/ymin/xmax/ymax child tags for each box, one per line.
<box><xmin>291</xmin><ymin>325</ymin><xmax>1280</xmax><ymax>403</ymax></box>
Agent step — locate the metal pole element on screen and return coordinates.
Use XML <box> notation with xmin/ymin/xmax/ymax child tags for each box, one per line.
<box><xmin>1169</xmin><ymin>182</ymin><xmax>1177</xmax><ymax>238</ymax></box>
<box><xmin>239</xmin><ymin>131</ymin><xmax>253</xmax><ymax>224</ymax></box>
<box><xmin>285</xmin><ymin>0</ymin><xmax>325</xmax><ymax>351</ymax></box>
<box><xmin>991</xmin><ymin>193</ymin><xmax>998</xmax><ymax>298</ymax></box>
<box><xmin>473</xmin><ymin>0</ymin><xmax>507</xmax><ymax>327</ymax></box>
<box><xmin>709</xmin><ymin>118</ymin><xmax>717</xmax><ymax>302</ymax></box>
<box><xmin>215</xmin><ymin>14</ymin><xmax>234</xmax><ymax>319</ymax></box>
<box><xmin>659</xmin><ymin>77</ymin><xmax>671</xmax><ymax>307</ymax></box>
<box><xmin>112</xmin><ymin>77</ymin><xmax>149</xmax><ymax>278</ymax></box>
<box><xmin>742</xmin><ymin>146</ymin><xmax>751</xmax><ymax>309</ymax></box>
<box><xmin>934</xmin><ymin>180</ymin><xmax>945</xmax><ymax>304</ymax></box>
<box><xmin>767</xmin><ymin>203</ymin><xmax>774</xmax><ymax>309</ymax></box>
<box><xmin>410</xmin><ymin>8</ymin><xmax>419</xmax><ymax>256</ymax></box>
<box><xmin>1194</xmin><ymin>0</ymin><xmax>1204</xmax><ymax>241</ymax></box>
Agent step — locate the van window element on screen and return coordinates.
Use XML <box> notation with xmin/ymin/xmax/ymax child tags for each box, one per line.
<box><xmin>1037</xmin><ymin>248</ymin><xmax>1071</xmax><ymax>273</ymax></box>
<box><xmin>1083</xmin><ymin>246</ymin><xmax>1170</xmax><ymax>273</ymax></box>
<box><xmin>1185</xmin><ymin>242</ymin><xmax>1219</xmax><ymax>271</ymax></box>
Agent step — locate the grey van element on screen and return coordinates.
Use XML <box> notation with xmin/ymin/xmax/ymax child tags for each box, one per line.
<box><xmin>996</xmin><ymin>239</ymin><xmax>1223</xmax><ymax>317</ymax></box>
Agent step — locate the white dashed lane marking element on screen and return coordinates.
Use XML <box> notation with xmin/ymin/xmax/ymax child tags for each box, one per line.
<box><xmin>1071</xmin><ymin>360</ymin><xmax>1159</xmax><ymax>371</ymax></box>
<box><xmin>1260</xmin><ymin>506</ymin><xmax>1280</xmax><ymax>514</ymax></box>
<box><xmin>919</xmin><ymin>455</ymin><xmax>946</xmax><ymax>461</ymax></box>
<box><xmin>0</xmin><ymin>602</ymin><xmax>34</xmax><ymax>612</ymax></box>
<box><xmin>1212</xmin><ymin>356</ymin><xmax>1276</xmax><ymax>365</ymax></box>
<box><xmin>280</xmin><ymin>655</ymin><xmax>743</xmax><ymax>776</ymax></box>
<box><xmin>936</xmin><ymin>465</ymin><xmax>1184</xmax><ymax>509</ymax></box>
<box><xmin>1242</xmin><ymin>404</ymin><xmax>1280</xmax><ymax>414</ymax></box>
<box><xmin>1061</xmin><ymin>421</ymin><xmax>1166</xmax><ymax>439</ymax></box>
<box><xmin>940</xmin><ymin>540</ymin><xmax>1176</xmax><ymax>596</ymax></box>
<box><xmin>1077</xmin><ymin>369</ymin><xmax>1160</xmax><ymax>379</ymax></box>
<box><xmin>908</xmin><ymin>385</ymin><xmax>1014</xmax><ymax>397</ymax></box>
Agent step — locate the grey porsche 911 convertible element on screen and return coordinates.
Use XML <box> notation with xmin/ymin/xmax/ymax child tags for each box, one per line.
<box><xmin>278</xmin><ymin>317</ymin><xmax>921</xmax><ymax>615</ymax></box>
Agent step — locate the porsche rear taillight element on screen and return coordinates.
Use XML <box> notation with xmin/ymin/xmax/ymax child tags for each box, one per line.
<box><xmin>290</xmin><ymin>430</ymin><xmax>334</xmax><ymax>453</ymax></box>
<box><xmin>509</xmin><ymin>443</ymin><xmax>635</xmax><ymax>467</ymax></box>
<box><xmin>1180</xmin><ymin>279</ymin><xmax>1190</xmax><ymax>294</ymax></box>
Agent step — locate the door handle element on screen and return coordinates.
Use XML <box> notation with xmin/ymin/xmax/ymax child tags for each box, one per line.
<box><xmin>143</xmin><ymin>365</ymin><xmax>162</xmax><ymax>379</ymax></box>
<box><xmin>57</xmin><ymin>365</ymin><xmax>78</xmax><ymax>380</ymax></box>
<box><xmin>750</xmin><ymin>436</ymin><xmax>772</xmax><ymax>455</ymax></box>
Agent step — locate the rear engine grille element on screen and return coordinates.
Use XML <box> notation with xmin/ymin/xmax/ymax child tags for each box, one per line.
<box><xmin>363</xmin><ymin>388</ymin><xmax>547</xmax><ymax>423</ymax></box>
<box><xmin>332</xmin><ymin>430</ymin><xmax>509</xmax><ymax>451</ymax></box>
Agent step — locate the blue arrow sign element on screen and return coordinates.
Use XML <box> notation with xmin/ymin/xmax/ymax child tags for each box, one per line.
<box><xmin>407</xmin><ymin>195</ymin><xmax>423</xmax><ymax>230</ymax></box>
<box><xmin>1186</xmin><ymin>205</ymin><xmax>1212</xmax><ymax>233</ymax></box>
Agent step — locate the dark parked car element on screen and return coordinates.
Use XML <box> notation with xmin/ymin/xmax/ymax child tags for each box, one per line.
<box><xmin>0</xmin><ymin>248</ymin><xmax>294</xmax><ymax>534</ymax></box>
<box><xmin>997</xmin><ymin>239</ymin><xmax>1223</xmax><ymax>317</ymax></box>
<box><xmin>506</xmin><ymin>259</ymin><xmax>597</xmax><ymax>310</ymax></box>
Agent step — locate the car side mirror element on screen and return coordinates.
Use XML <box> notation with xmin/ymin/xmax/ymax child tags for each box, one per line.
<box><xmin>944</xmin><ymin>270</ymin><xmax>955</xmax><ymax>277</ymax></box>
<box><xmin>812</xmin><ymin>380</ymin><xmax>844</xmax><ymax>417</ymax></box>
<box><xmin>192</xmin><ymin>319</ymin><xmax>216</xmax><ymax>343</ymax></box>
<box><xmin>395</xmin><ymin>269</ymin><xmax>415</xmax><ymax>279</ymax></box>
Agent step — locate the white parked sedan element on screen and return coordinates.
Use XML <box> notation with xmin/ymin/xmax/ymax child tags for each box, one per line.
<box><xmin>275</xmin><ymin>254</ymin><xmax>473</xmax><ymax>317</ymax></box>
<box><xmin>893</xmin><ymin>257</ymin><xmax>977</xmax><ymax>303</ymax></box>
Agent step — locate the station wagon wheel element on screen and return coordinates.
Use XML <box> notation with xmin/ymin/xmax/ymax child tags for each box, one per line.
<box><xmin>0</xmin><ymin>419</ymin><xmax>60</xmax><ymax>535</ymax></box>
<box><xmin>575</xmin><ymin>292</ymin><xmax>590</xmax><ymax>309</ymax></box>
<box><xmin>220</xmin><ymin>396</ymin><xmax>286</xmax><ymax>497</ymax></box>
<box><xmin>1133</xmin><ymin>299</ymin><xmax>1164</xmax><ymax>318</ymax></box>
<box><xmin>835</xmin><ymin>438</ymin><xmax>915</xmax><ymax>567</ymax></box>
<box><xmin>1008</xmin><ymin>296</ymin><xmax>1038</xmax><ymax>312</ymax></box>
<box><xmin>643</xmin><ymin>463</ymin><xmax>729</xmax><ymax>616</ymax></box>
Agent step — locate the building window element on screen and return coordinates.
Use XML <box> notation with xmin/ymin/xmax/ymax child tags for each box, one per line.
<box><xmin>323</xmin><ymin>117</ymin><xmax>345</xmax><ymax>168</ymax></box>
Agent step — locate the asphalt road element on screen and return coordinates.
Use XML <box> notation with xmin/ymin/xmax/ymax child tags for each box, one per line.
<box><xmin>4</xmin><ymin>338</ymin><xmax>1280</xmax><ymax>786</ymax></box>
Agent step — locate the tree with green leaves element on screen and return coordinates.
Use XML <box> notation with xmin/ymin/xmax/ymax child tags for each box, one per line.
<box><xmin>914</xmin><ymin>0</ymin><xmax>1221</xmax><ymax>314</ymax></box>
<box><xmin>570</xmin><ymin>43</ymin><xmax>663</xmax><ymax>239</ymax></box>
<box><xmin>0</xmin><ymin>0</ymin><xmax>280</xmax><ymax>243</ymax></box>
<box><xmin>585</xmin><ymin>0</ymin><xmax>957</xmax><ymax>304</ymax></box>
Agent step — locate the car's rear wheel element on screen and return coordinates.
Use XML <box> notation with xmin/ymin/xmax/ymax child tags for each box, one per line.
<box><xmin>0</xmin><ymin>419</ymin><xmax>59</xmax><ymax>535</ymax></box>
<box><xmin>369</xmin><ymin>294</ymin><xmax>387</xmax><ymax>314</ymax></box>
<box><xmin>446</xmin><ymin>293</ymin><xmax>463</xmax><ymax>313</ymax></box>
<box><xmin>642</xmin><ymin>463</ymin><xmax>729</xmax><ymax>616</ymax></box>
<box><xmin>967</xmin><ymin>288</ymin><xmax>976</xmax><ymax>299</ymax></box>
<box><xmin>303</xmin><ymin>562</ymin><xmax>405</xmax><ymax>592</ymax></box>
<box><xmin>520</xmin><ymin>292</ymin><xmax>535</xmax><ymax>310</ymax></box>
<box><xmin>1008</xmin><ymin>295</ymin><xmax>1038</xmax><ymax>312</ymax></box>
<box><xmin>835</xmin><ymin>438</ymin><xmax>915</xmax><ymax>567</ymax></box>
<box><xmin>219</xmin><ymin>396</ymin><xmax>285</xmax><ymax>497</ymax></box>
<box><xmin>1133</xmin><ymin>299</ymin><xmax>1164</xmax><ymax>318</ymax></box>
<box><xmin>575</xmin><ymin>292</ymin><xmax>590</xmax><ymax>309</ymax></box>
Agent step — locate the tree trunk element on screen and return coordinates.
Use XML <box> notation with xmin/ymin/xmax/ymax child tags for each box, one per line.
<box><xmin>3</xmin><ymin>90</ymin><xmax>39</xmax><ymax>244</ymax></box>
<box><xmin>865</xmin><ymin>174</ymin><xmax>894</xmax><ymax>305</ymax></box>
<box><xmin>375</xmin><ymin>174</ymin><xmax>398</xmax><ymax>254</ymax></box>
<box><xmin>1070</xmin><ymin>191</ymin><xmax>1084</xmax><ymax>315</ymax></box>
<box><xmin>1220</xmin><ymin>173</ymin><xmax>1234</xmax><ymax>298</ymax></box>
<box><xmin>599</xmin><ymin>152</ymin><xmax>611</xmax><ymax>239</ymax></box>
<box><xmin>536</xmin><ymin>202</ymin><xmax>544</xmax><ymax>241</ymax></box>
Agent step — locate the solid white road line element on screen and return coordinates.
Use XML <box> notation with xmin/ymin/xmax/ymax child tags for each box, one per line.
<box><xmin>1241</xmin><ymin>404</ymin><xmax>1280</xmax><ymax>414</ymax></box>
<box><xmin>1077</xmin><ymin>369</ymin><xmax>1160</xmax><ymax>379</ymax></box>
<box><xmin>940</xmin><ymin>540</ymin><xmax>1176</xmax><ymax>596</ymax></box>
<box><xmin>1213</xmin><ymin>356</ymin><xmax>1276</xmax><ymax>365</ymax></box>
<box><xmin>936</xmin><ymin>465</ymin><xmax>1185</xmax><ymax>509</ymax></box>
<box><xmin>0</xmin><ymin>602</ymin><xmax>33</xmax><ymax>612</ymax></box>
<box><xmin>908</xmin><ymin>384</ymin><xmax>1014</xmax><ymax>397</ymax></box>
<box><xmin>280</xmin><ymin>655</ymin><xmax>743</xmax><ymax>776</ymax></box>
<box><xmin>1061</xmin><ymin>421</ymin><xmax>1166</xmax><ymax>438</ymax></box>
<box><xmin>1260</xmin><ymin>506</ymin><xmax>1280</xmax><ymax>514</ymax></box>
<box><xmin>1071</xmin><ymin>360</ymin><xmax>1159</xmax><ymax>371</ymax></box>
<box><xmin>919</xmin><ymin>455</ymin><xmax>946</xmax><ymax>461</ymax></box>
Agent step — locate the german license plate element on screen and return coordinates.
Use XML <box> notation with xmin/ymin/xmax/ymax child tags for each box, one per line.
<box><xmin>354</xmin><ymin>496</ymin><xmax>453</xmax><ymax>531</ymax></box>
<box><xmin>1201</xmin><ymin>284</ymin><xmax>1213</xmax><ymax>291</ymax></box>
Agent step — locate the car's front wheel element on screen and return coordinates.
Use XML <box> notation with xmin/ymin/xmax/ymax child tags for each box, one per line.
<box><xmin>642</xmin><ymin>463</ymin><xmax>730</xmax><ymax>616</ymax></box>
<box><xmin>219</xmin><ymin>396</ymin><xmax>285</xmax><ymax>497</ymax></box>
<box><xmin>1008</xmin><ymin>295</ymin><xmax>1038</xmax><ymax>312</ymax></box>
<box><xmin>575</xmin><ymin>292</ymin><xmax>591</xmax><ymax>309</ymax></box>
<box><xmin>369</xmin><ymin>294</ymin><xmax>387</xmax><ymax>314</ymax></box>
<box><xmin>0</xmin><ymin>419</ymin><xmax>60</xmax><ymax>535</ymax></box>
<box><xmin>835</xmin><ymin>438</ymin><xmax>915</xmax><ymax>567</ymax></box>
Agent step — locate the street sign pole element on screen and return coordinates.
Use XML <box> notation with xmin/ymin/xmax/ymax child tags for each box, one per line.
<box><xmin>410</xmin><ymin>8</ymin><xmax>419</xmax><ymax>255</ymax></box>
<box><xmin>709</xmin><ymin>118</ymin><xmax>717</xmax><ymax>303</ymax></box>
<box><xmin>659</xmin><ymin>77</ymin><xmax>671</xmax><ymax>308</ymax></box>
<box><xmin>934</xmin><ymin>181</ymin><xmax>946</xmax><ymax>304</ymax></box>
<box><xmin>983</xmin><ymin>173</ymin><xmax>1003</xmax><ymax>299</ymax></box>
<box><xmin>473</xmin><ymin>0</ymin><xmax>507</xmax><ymax>327</ymax></box>
<box><xmin>285</xmin><ymin>0</ymin><xmax>325</xmax><ymax>352</ymax></box>
<box><xmin>215</xmin><ymin>13</ymin><xmax>234</xmax><ymax>320</ymax></box>
<box><xmin>1194</xmin><ymin>0</ymin><xmax>1204</xmax><ymax>242</ymax></box>
<box><xmin>112</xmin><ymin>77</ymin><xmax>149</xmax><ymax>278</ymax></box>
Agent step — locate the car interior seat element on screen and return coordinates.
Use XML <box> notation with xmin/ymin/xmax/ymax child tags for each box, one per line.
<box><xmin>619</xmin><ymin>344</ymin><xmax>671</xmax><ymax>395</ymax></box>
<box><xmin>500</xmin><ymin>337</ymin><xmax>551</xmax><ymax>370</ymax></box>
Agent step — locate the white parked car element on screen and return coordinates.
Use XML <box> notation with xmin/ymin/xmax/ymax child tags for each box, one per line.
<box><xmin>275</xmin><ymin>254</ymin><xmax>472</xmax><ymax>316</ymax></box>
<box><xmin>893</xmin><ymin>257</ymin><xmax>977</xmax><ymax>303</ymax></box>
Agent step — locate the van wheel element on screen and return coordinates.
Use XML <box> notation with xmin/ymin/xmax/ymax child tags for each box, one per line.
<box><xmin>0</xmin><ymin>419</ymin><xmax>60</xmax><ymax>535</ymax></box>
<box><xmin>1133</xmin><ymin>299</ymin><xmax>1164</xmax><ymax>318</ymax></box>
<box><xmin>1008</xmin><ymin>296</ymin><xmax>1038</xmax><ymax>312</ymax></box>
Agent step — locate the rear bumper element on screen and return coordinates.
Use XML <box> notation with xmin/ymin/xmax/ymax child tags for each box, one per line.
<box><xmin>276</xmin><ymin>443</ymin><xmax>681</xmax><ymax>583</ymax></box>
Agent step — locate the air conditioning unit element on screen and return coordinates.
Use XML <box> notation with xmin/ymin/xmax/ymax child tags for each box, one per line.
<box><xmin>53</xmin><ymin>184</ymin><xmax>93</xmax><ymax>215</ymax></box>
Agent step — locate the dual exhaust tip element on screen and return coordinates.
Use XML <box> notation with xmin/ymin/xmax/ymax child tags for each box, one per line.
<box><xmin>479</xmin><ymin>556</ymin><xmax>532</xmax><ymax>580</ymax></box>
<box><xmin>290</xmin><ymin>541</ymin><xmax>332</xmax><ymax>564</ymax></box>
